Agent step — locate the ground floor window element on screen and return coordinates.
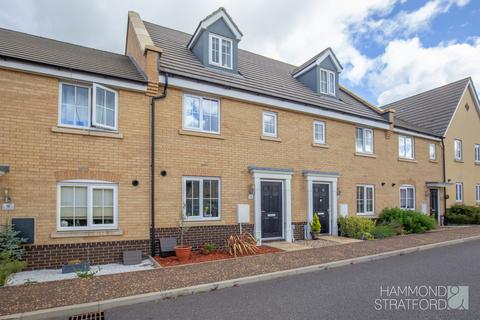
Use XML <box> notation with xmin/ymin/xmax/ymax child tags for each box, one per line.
<box><xmin>455</xmin><ymin>182</ymin><xmax>463</xmax><ymax>202</ymax></box>
<box><xmin>400</xmin><ymin>185</ymin><xmax>415</xmax><ymax>210</ymax></box>
<box><xmin>476</xmin><ymin>184</ymin><xmax>480</xmax><ymax>203</ymax></box>
<box><xmin>183</xmin><ymin>177</ymin><xmax>220</xmax><ymax>220</ymax></box>
<box><xmin>356</xmin><ymin>185</ymin><xmax>374</xmax><ymax>215</ymax></box>
<box><xmin>58</xmin><ymin>181</ymin><xmax>117</xmax><ymax>230</ymax></box>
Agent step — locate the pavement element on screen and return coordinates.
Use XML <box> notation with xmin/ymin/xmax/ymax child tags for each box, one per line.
<box><xmin>107</xmin><ymin>239</ymin><xmax>480</xmax><ymax>320</ymax></box>
<box><xmin>1</xmin><ymin>226</ymin><xmax>480</xmax><ymax>318</ymax></box>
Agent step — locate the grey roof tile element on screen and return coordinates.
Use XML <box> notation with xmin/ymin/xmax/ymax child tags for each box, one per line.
<box><xmin>144</xmin><ymin>22</ymin><xmax>388</xmax><ymax>123</ymax></box>
<box><xmin>0</xmin><ymin>27</ymin><xmax>146</xmax><ymax>83</ymax></box>
<box><xmin>382</xmin><ymin>78</ymin><xmax>470</xmax><ymax>136</ymax></box>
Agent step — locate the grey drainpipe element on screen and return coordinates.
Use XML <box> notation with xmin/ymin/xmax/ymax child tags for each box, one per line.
<box><xmin>150</xmin><ymin>72</ymin><xmax>169</xmax><ymax>257</ymax></box>
<box><xmin>441</xmin><ymin>136</ymin><xmax>447</xmax><ymax>225</ymax></box>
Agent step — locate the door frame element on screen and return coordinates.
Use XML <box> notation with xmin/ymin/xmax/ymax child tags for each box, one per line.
<box><xmin>260</xmin><ymin>179</ymin><xmax>284</xmax><ymax>240</ymax></box>
<box><xmin>249</xmin><ymin>167</ymin><xmax>294</xmax><ymax>244</ymax></box>
<box><xmin>304</xmin><ymin>171</ymin><xmax>339</xmax><ymax>236</ymax></box>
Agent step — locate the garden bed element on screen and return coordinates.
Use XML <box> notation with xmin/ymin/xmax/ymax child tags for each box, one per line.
<box><xmin>155</xmin><ymin>246</ymin><xmax>282</xmax><ymax>267</ymax></box>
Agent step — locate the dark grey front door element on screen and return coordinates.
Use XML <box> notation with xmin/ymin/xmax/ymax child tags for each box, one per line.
<box><xmin>430</xmin><ymin>189</ymin><xmax>439</xmax><ymax>220</ymax></box>
<box><xmin>261</xmin><ymin>181</ymin><xmax>283</xmax><ymax>239</ymax></box>
<box><xmin>313</xmin><ymin>183</ymin><xmax>330</xmax><ymax>234</ymax></box>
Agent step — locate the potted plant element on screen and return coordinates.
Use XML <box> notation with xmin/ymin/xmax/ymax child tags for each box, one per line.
<box><xmin>174</xmin><ymin>208</ymin><xmax>192</xmax><ymax>262</ymax></box>
<box><xmin>310</xmin><ymin>213</ymin><xmax>322</xmax><ymax>240</ymax></box>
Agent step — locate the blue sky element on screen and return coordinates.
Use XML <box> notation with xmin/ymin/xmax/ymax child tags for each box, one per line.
<box><xmin>0</xmin><ymin>0</ymin><xmax>479</xmax><ymax>105</ymax></box>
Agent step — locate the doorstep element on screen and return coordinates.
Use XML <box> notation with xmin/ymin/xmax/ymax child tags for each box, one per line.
<box><xmin>264</xmin><ymin>241</ymin><xmax>310</xmax><ymax>252</ymax></box>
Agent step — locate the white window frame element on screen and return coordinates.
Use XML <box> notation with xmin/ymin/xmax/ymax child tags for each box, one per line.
<box><xmin>182</xmin><ymin>176</ymin><xmax>221</xmax><ymax>221</ymax></box>
<box><xmin>455</xmin><ymin>182</ymin><xmax>463</xmax><ymax>203</ymax></box>
<box><xmin>208</xmin><ymin>33</ymin><xmax>233</xmax><ymax>70</ymax></box>
<box><xmin>262</xmin><ymin>111</ymin><xmax>278</xmax><ymax>137</ymax></box>
<box><xmin>399</xmin><ymin>135</ymin><xmax>415</xmax><ymax>160</ymax></box>
<box><xmin>356</xmin><ymin>185</ymin><xmax>375</xmax><ymax>215</ymax></box>
<box><xmin>429</xmin><ymin>143</ymin><xmax>436</xmax><ymax>161</ymax></box>
<box><xmin>319</xmin><ymin>68</ymin><xmax>336</xmax><ymax>95</ymax></box>
<box><xmin>92</xmin><ymin>83</ymin><xmax>119</xmax><ymax>131</ymax></box>
<box><xmin>476</xmin><ymin>184</ymin><xmax>480</xmax><ymax>203</ymax></box>
<box><xmin>475</xmin><ymin>144</ymin><xmax>480</xmax><ymax>163</ymax></box>
<box><xmin>454</xmin><ymin>139</ymin><xmax>463</xmax><ymax>161</ymax></box>
<box><xmin>355</xmin><ymin>127</ymin><xmax>374</xmax><ymax>154</ymax></box>
<box><xmin>57</xmin><ymin>180</ymin><xmax>118</xmax><ymax>231</ymax></box>
<box><xmin>399</xmin><ymin>185</ymin><xmax>415</xmax><ymax>210</ymax></box>
<box><xmin>182</xmin><ymin>94</ymin><xmax>221</xmax><ymax>134</ymax></box>
<box><xmin>313</xmin><ymin>120</ymin><xmax>326</xmax><ymax>144</ymax></box>
<box><xmin>58</xmin><ymin>82</ymin><xmax>118</xmax><ymax>131</ymax></box>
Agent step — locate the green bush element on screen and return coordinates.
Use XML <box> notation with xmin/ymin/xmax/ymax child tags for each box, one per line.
<box><xmin>0</xmin><ymin>225</ymin><xmax>25</xmax><ymax>260</ymax></box>
<box><xmin>0</xmin><ymin>251</ymin><xmax>26</xmax><ymax>286</ymax></box>
<box><xmin>378</xmin><ymin>208</ymin><xmax>436</xmax><ymax>234</ymax></box>
<box><xmin>310</xmin><ymin>213</ymin><xmax>321</xmax><ymax>233</ymax></box>
<box><xmin>338</xmin><ymin>216</ymin><xmax>375</xmax><ymax>240</ymax></box>
<box><xmin>372</xmin><ymin>224</ymin><xmax>398</xmax><ymax>239</ymax></box>
<box><xmin>446</xmin><ymin>205</ymin><xmax>480</xmax><ymax>225</ymax></box>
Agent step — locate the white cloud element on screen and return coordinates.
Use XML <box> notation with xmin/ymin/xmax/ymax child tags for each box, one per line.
<box><xmin>369</xmin><ymin>37</ymin><xmax>480</xmax><ymax>105</ymax></box>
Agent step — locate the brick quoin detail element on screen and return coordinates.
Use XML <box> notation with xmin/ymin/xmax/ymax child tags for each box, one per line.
<box><xmin>22</xmin><ymin>239</ymin><xmax>150</xmax><ymax>270</ymax></box>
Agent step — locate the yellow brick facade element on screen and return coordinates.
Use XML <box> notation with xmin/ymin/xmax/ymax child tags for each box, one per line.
<box><xmin>0</xmin><ymin>68</ymin><xmax>151</xmax><ymax>245</ymax></box>
<box><xmin>154</xmin><ymin>87</ymin><xmax>445</xmax><ymax>228</ymax></box>
<box><xmin>444</xmin><ymin>88</ymin><xmax>480</xmax><ymax>207</ymax></box>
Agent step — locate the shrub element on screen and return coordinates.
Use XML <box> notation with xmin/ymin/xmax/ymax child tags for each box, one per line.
<box><xmin>0</xmin><ymin>225</ymin><xmax>25</xmax><ymax>260</ymax></box>
<box><xmin>0</xmin><ymin>251</ymin><xmax>26</xmax><ymax>286</ymax></box>
<box><xmin>227</xmin><ymin>233</ymin><xmax>259</xmax><ymax>257</ymax></box>
<box><xmin>200</xmin><ymin>242</ymin><xmax>216</xmax><ymax>255</ymax></box>
<box><xmin>445</xmin><ymin>205</ymin><xmax>480</xmax><ymax>225</ymax></box>
<box><xmin>338</xmin><ymin>216</ymin><xmax>375</xmax><ymax>240</ymax></box>
<box><xmin>310</xmin><ymin>213</ymin><xmax>321</xmax><ymax>233</ymax></box>
<box><xmin>378</xmin><ymin>208</ymin><xmax>436</xmax><ymax>234</ymax></box>
<box><xmin>372</xmin><ymin>224</ymin><xmax>398</xmax><ymax>239</ymax></box>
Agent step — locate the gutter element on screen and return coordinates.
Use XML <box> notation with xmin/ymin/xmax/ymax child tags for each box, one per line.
<box><xmin>441</xmin><ymin>137</ymin><xmax>447</xmax><ymax>225</ymax></box>
<box><xmin>150</xmin><ymin>72</ymin><xmax>169</xmax><ymax>257</ymax></box>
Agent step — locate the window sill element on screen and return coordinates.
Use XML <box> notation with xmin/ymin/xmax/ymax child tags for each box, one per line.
<box><xmin>182</xmin><ymin>219</ymin><xmax>223</xmax><ymax>226</ymax></box>
<box><xmin>178</xmin><ymin>129</ymin><xmax>224</xmax><ymax>140</ymax></box>
<box><xmin>398</xmin><ymin>158</ymin><xmax>417</xmax><ymax>163</ymax></box>
<box><xmin>475</xmin><ymin>161</ymin><xmax>480</xmax><ymax>166</ymax></box>
<box><xmin>429</xmin><ymin>159</ymin><xmax>439</xmax><ymax>163</ymax></box>
<box><xmin>312</xmin><ymin>143</ymin><xmax>329</xmax><ymax>149</ymax></box>
<box><xmin>454</xmin><ymin>159</ymin><xmax>464</xmax><ymax>163</ymax></box>
<box><xmin>260</xmin><ymin>135</ymin><xmax>282</xmax><ymax>142</ymax></box>
<box><xmin>356</xmin><ymin>213</ymin><xmax>375</xmax><ymax>217</ymax></box>
<box><xmin>354</xmin><ymin>152</ymin><xmax>377</xmax><ymax>158</ymax></box>
<box><xmin>50</xmin><ymin>229</ymin><xmax>123</xmax><ymax>238</ymax></box>
<box><xmin>52</xmin><ymin>126</ymin><xmax>123</xmax><ymax>139</ymax></box>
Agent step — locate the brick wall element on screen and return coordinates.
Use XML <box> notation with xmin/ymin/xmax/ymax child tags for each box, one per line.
<box><xmin>22</xmin><ymin>239</ymin><xmax>150</xmax><ymax>270</ymax></box>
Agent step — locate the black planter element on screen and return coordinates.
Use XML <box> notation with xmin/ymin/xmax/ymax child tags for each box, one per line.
<box><xmin>62</xmin><ymin>262</ymin><xmax>90</xmax><ymax>274</ymax></box>
<box><xmin>310</xmin><ymin>232</ymin><xmax>321</xmax><ymax>240</ymax></box>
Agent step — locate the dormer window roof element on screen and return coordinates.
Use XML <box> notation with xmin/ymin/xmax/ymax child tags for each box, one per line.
<box><xmin>293</xmin><ymin>47</ymin><xmax>343</xmax><ymax>98</ymax></box>
<box><xmin>187</xmin><ymin>7</ymin><xmax>242</xmax><ymax>74</ymax></box>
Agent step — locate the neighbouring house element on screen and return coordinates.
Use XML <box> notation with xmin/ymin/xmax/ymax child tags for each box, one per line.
<box><xmin>384</xmin><ymin>78</ymin><xmax>480</xmax><ymax>211</ymax></box>
<box><xmin>0</xmin><ymin>7</ymin><xmax>466</xmax><ymax>269</ymax></box>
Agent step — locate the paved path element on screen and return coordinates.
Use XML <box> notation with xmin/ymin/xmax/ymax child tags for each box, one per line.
<box><xmin>109</xmin><ymin>240</ymin><xmax>480</xmax><ymax>320</ymax></box>
<box><xmin>1</xmin><ymin>226</ymin><xmax>480</xmax><ymax>316</ymax></box>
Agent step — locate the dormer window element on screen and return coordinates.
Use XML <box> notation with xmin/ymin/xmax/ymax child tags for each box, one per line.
<box><xmin>320</xmin><ymin>69</ymin><xmax>335</xmax><ymax>95</ymax></box>
<box><xmin>209</xmin><ymin>33</ymin><xmax>232</xmax><ymax>69</ymax></box>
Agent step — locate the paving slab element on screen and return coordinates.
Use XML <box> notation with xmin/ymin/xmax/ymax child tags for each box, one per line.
<box><xmin>1</xmin><ymin>226</ymin><xmax>479</xmax><ymax>317</ymax></box>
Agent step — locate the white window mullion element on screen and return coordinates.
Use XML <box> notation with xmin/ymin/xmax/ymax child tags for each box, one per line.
<box><xmin>199</xmin><ymin>179</ymin><xmax>204</xmax><ymax>219</ymax></box>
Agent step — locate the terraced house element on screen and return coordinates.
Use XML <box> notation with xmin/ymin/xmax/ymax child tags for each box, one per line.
<box><xmin>0</xmin><ymin>7</ymin><xmax>475</xmax><ymax>269</ymax></box>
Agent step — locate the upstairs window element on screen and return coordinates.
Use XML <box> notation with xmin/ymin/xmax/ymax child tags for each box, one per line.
<box><xmin>209</xmin><ymin>33</ymin><xmax>232</xmax><ymax>69</ymax></box>
<box><xmin>320</xmin><ymin>69</ymin><xmax>335</xmax><ymax>95</ymax></box>
<box><xmin>476</xmin><ymin>184</ymin><xmax>480</xmax><ymax>203</ymax></box>
<box><xmin>429</xmin><ymin>143</ymin><xmax>436</xmax><ymax>161</ymax></box>
<box><xmin>399</xmin><ymin>135</ymin><xmax>414</xmax><ymax>159</ymax></box>
<box><xmin>183</xmin><ymin>94</ymin><xmax>220</xmax><ymax>134</ymax></box>
<box><xmin>355</xmin><ymin>127</ymin><xmax>373</xmax><ymax>154</ymax></box>
<box><xmin>475</xmin><ymin>144</ymin><xmax>480</xmax><ymax>163</ymax></box>
<box><xmin>263</xmin><ymin>112</ymin><xmax>278</xmax><ymax>137</ymax></box>
<box><xmin>313</xmin><ymin>120</ymin><xmax>326</xmax><ymax>144</ymax></box>
<box><xmin>59</xmin><ymin>83</ymin><xmax>118</xmax><ymax>131</ymax></box>
<box><xmin>454</xmin><ymin>139</ymin><xmax>462</xmax><ymax>161</ymax></box>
